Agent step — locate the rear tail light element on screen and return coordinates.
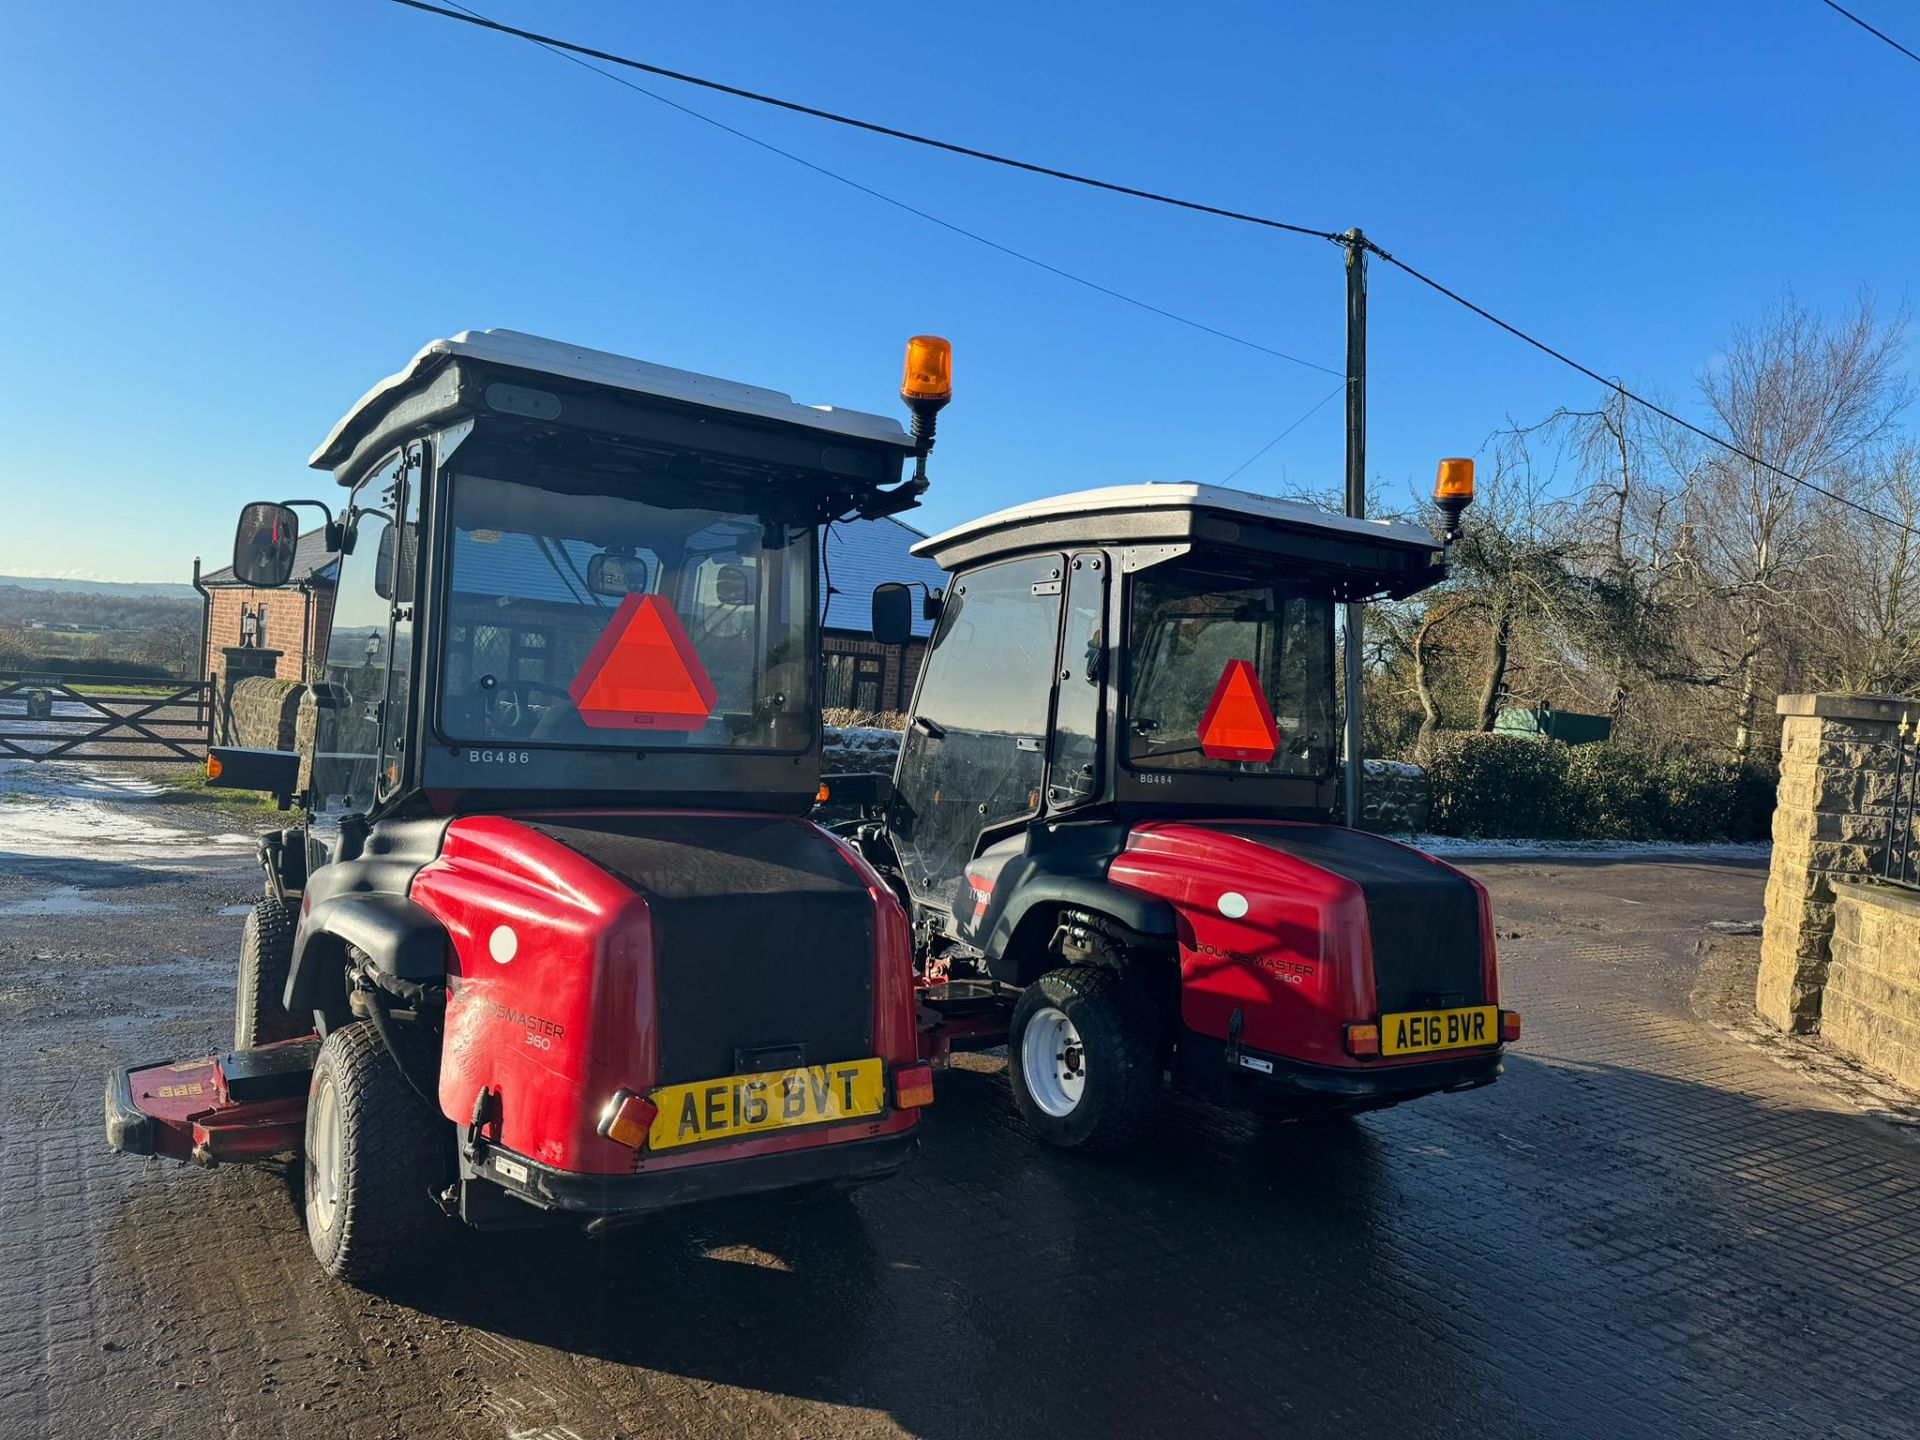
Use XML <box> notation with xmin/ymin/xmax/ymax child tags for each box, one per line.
<box><xmin>597</xmin><ymin>1089</ymin><xmax>659</xmax><ymax>1150</ymax></box>
<box><xmin>891</xmin><ymin>1061</ymin><xmax>935</xmax><ymax>1109</ymax></box>
<box><xmin>1500</xmin><ymin>1011</ymin><xmax>1523</xmax><ymax>1044</ymax></box>
<box><xmin>1344</xmin><ymin>1023</ymin><xmax>1381</xmax><ymax>1058</ymax></box>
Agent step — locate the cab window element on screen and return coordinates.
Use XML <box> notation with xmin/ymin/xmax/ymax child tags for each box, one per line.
<box><xmin>310</xmin><ymin>452</ymin><xmax>406</xmax><ymax>815</ymax></box>
<box><xmin>890</xmin><ymin>554</ymin><xmax>1063</xmax><ymax>910</ymax></box>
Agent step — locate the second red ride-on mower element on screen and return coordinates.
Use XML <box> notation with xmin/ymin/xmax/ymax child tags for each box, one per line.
<box><xmin>105</xmin><ymin>329</ymin><xmax>954</xmax><ymax>1283</ymax></box>
<box><xmin>838</xmin><ymin>466</ymin><xmax>1520</xmax><ymax>1149</ymax></box>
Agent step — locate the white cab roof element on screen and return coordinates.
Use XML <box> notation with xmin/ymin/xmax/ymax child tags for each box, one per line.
<box><xmin>311</xmin><ymin>328</ymin><xmax>914</xmax><ymax>468</ymax></box>
<box><xmin>912</xmin><ymin>482</ymin><xmax>1440</xmax><ymax>557</ymax></box>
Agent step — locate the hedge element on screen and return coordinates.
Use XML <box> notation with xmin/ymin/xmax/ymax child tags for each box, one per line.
<box><xmin>1425</xmin><ymin>733</ymin><xmax>1773</xmax><ymax>842</ymax></box>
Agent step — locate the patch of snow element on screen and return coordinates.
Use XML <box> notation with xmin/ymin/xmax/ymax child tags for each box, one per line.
<box><xmin>1362</xmin><ymin>759</ymin><xmax>1425</xmax><ymax>778</ymax></box>
<box><xmin>0</xmin><ymin>759</ymin><xmax>255</xmax><ymax>876</ymax></box>
<box><xmin>0</xmin><ymin>760</ymin><xmax>171</xmax><ymax>802</ymax></box>
<box><xmin>1408</xmin><ymin>834</ymin><xmax>1772</xmax><ymax>860</ymax></box>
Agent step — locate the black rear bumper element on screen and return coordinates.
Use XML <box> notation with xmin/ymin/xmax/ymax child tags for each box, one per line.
<box><xmin>463</xmin><ymin>1127</ymin><xmax>918</xmax><ymax>1229</ymax></box>
<box><xmin>1176</xmin><ymin>1033</ymin><xmax>1503</xmax><ymax>1113</ymax></box>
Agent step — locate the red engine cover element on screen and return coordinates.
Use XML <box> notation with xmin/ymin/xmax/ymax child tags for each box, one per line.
<box><xmin>1107</xmin><ymin>821</ymin><xmax>1498</xmax><ymax>1070</ymax></box>
<box><xmin>411</xmin><ymin>812</ymin><xmax>918</xmax><ymax>1176</ymax></box>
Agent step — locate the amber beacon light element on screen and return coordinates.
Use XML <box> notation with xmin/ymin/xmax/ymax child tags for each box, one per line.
<box><xmin>1433</xmin><ymin>456</ymin><xmax>1475</xmax><ymax>543</ymax></box>
<box><xmin>899</xmin><ymin>335</ymin><xmax>953</xmax><ymax>484</ymax></box>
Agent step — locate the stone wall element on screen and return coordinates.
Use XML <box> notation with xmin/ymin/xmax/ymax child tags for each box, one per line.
<box><xmin>1823</xmin><ymin>881</ymin><xmax>1920</xmax><ymax>1091</ymax></box>
<box><xmin>823</xmin><ymin>724</ymin><xmax>902</xmax><ymax>775</ymax></box>
<box><xmin>1756</xmin><ymin>693</ymin><xmax>1919</xmax><ymax>1034</ymax></box>
<box><xmin>223</xmin><ymin>676</ymin><xmax>302</xmax><ymax>750</ymax></box>
<box><xmin>1346</xmin><ymin>759</ymin><xmax>1431</xmax><ymax>836</ymax></box>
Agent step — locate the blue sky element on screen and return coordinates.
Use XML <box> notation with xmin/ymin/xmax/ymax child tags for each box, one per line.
<box><xmin>0</xmin><ymin>1</ymin><xmax>1914</xmax><ymax>581</ymax></box>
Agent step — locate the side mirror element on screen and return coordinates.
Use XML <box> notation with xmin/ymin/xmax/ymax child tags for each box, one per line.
<box><xmin>586</xmin><ymin>551</ymin><xmax>649</xmax><ymax>597</ymax></box>
<box><xmin>373</xmin><ymin>522</ymin><xmax>417</xmax><ymax>602</ymax></box>
<box><xmin>872</xmin><ymin>582</ymin><xmax>913</xmax><ymax>647</ymax></box>
<box><xmin>233</xmin><ymin>503</ymin><xmax>301</xmax><ymax>588</ymax></box>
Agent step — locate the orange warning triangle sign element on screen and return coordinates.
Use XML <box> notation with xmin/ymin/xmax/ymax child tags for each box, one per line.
<box><xmin>567</xmin><ymin>594</ymin><xmax>719</xmax><ymax>731</ymax></box>
<box><xmin>1197</xmin><ymin>658</ymin><xmax>1282</xmax><ymax>762</ymax></box>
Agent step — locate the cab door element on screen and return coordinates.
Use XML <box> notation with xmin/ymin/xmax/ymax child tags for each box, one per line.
<box><xmin>1046</xmin><ymin>551</ymin><xmax>1107</xmax><ymax>812</ymax></box>
<box><xmin>890</xmin><ymin>554</ymin><xmax>1064</xmax><ymax>917</ymax></box>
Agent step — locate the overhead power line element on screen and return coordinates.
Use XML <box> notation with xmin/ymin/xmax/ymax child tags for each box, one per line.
<box><xmin>1221</xmin><ymin>385</ymin><xmax>1344</xmax><ymax>484</ymax></box>
<box><xmin>387</xmin><ymin>0</ymin><xmax>1344</xmax><ymax>243</ymax></box>
<box><xmin>1361</xmin><ymin>242</ymin><xmax>1918</xmax><ymax>538</ymax></box>
<box><xmin>393</xmin><ymin>0</ymin><xmax>1919</xmax><ymax>539</ymax></box>
<box><xmin>425</xmin><ymin>0</ymin><xmax>1341</xmax><ymax>378</ymax></box>
<box><xmin>1820</xmin><ymin>0</ymin><xmax>1920</xmax><ymax>66</ymax></box>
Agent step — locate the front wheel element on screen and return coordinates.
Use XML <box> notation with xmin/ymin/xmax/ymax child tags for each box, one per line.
<box><xmin>1008</xmin><ymin>966</ymin><xmax>1161</xmax><ymax>1152</ymax></box>
<box><xmin>234</xmin><ymin>897</ymin><xmax>305</xmax><ymax>1049</ymax></box>
<box><xmin>304</xmin><ymin>1020</ymin><xmax>448</xmax><ymax>1285</ymax></box>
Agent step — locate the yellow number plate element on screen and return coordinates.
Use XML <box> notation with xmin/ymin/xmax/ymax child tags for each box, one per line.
<box><xmin>1379</xmin><ymin>1006</ymin><xmax>1498</xmax><ymax>1057</ymax></box>
<box><xmin>647</xmin><ymin>1058</ymin><xmax>885</xmax><ymax>1152</ymax></box>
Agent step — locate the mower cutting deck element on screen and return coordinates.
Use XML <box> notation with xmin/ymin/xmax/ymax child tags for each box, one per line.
<box><xmin>107</xmin><ymin>1039</ymin><xmax>316</xmax><ymax>1165</ymax></box>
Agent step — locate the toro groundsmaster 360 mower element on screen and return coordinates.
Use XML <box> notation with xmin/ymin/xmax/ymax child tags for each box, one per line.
<box><xmin>836</xmin><ymin>469</ymin><xmax>1520</xmax><ymax>1149</ymax></box>
<box><xmin>105</xmin><ymin>329</ymin><xmax>954</xmax><ymax>1282</ymax></box>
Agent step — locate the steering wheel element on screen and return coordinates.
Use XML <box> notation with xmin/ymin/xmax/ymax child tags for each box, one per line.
<box><xmin>481</xmin><ymin>677</ymin><xmax>577</xmax><ymax>737</ymax></box>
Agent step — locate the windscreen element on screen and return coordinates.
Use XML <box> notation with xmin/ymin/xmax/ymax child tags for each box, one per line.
<box><xmin>1125</xmin><ymin>567</ymin><xmax>1336</xmax><ymax>777</ymax></box>
<box><xmin>439</xmin><ymin>473</ymin><xmax>814</xmax><ymax>752</ymax></box>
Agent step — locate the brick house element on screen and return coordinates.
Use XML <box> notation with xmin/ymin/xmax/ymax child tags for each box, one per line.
<box><xmin>198</xmin><ymin>529</ymin><xmax>340</xmax><ymax>684</ymax></box>
<box><xmin>820</xmin><ymin>515</ymin><xmax>943</xmax><ymax>713</ymax></box>
<box><xmin>196</xmin><ymin>516</ymin><xmax>941</xmax><ymax>714</ymax></box>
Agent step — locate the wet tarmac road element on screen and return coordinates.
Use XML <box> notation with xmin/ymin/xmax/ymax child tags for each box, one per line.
<box><xmin>3</xmin><ymin>763</ymin><xmax>1918</xmax><ymax>1439</ymax></box>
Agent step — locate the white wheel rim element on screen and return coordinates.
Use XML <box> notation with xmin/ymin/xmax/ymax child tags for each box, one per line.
<box><xmin>1021</xmin><ymin>1005</ymin><xmax>1087</xmax><ymax>1118</ymax></box>
<box><xmin>307</xmin><ymin>1072</ymin><xmax>342</xmax><ymax>1233</ymax></box>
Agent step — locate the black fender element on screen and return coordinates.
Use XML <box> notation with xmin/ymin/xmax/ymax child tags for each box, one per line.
<box><xmin>965</xmin><ymin>823</ymin><xmax>1177</xmax><ymax>985</ymax></box>
<box><xmin>286</xmin><ymin>893</ymin><xmax>450</xmax><ymax>1013</ymax></box>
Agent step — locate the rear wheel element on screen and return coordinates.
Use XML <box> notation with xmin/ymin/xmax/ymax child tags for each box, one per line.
<box><xmin>234</xmin><ymin>897</ymin><xmax>305</xmax><ymax>1049</ymax></box>
<box><xmin>304</xmin><ymin>1020</ymin><xmax>447</xmax><ymax>1285</ymax></box>
<box><xmin>1008</xmin><ymin>966</ymin><xmax>1161</xmax><ymax>1152</ymax></box>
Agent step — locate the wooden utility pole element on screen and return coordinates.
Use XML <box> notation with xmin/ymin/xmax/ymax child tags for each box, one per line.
<box><xmin>1342</xmin><ymin>228</ymin><xmax>1367</xmax><ymax>829</ymax></box>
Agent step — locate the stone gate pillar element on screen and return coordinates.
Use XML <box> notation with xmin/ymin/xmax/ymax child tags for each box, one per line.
<box><xmin>214</xmin><ymin>646</ymin><xmax>281</xmax><ymax>744</ymax></box>
<box><xmin>1756</xmin><ymin>693</ymin><xmax>1916</xmax><ymax>1033</ymax></box>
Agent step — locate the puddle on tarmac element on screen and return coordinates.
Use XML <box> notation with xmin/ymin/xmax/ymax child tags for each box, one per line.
<box><xmin>0</xmin><ymin>885</ymin><xmax>174</xmax><ymax>918</ymax></box>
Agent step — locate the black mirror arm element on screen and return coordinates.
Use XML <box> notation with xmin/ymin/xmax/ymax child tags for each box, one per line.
<box><xmin>893</xmin><ymin>579</ymin><xmax>945</xmax><ymax>622</ymax></box>
<box><xmin>278</xmin><ymin>498</ymin><xmax>346</xmax><ymax>553</ymax></box>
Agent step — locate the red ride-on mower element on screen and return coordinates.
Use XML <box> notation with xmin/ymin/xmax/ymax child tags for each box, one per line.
<box><xmin>105</xmin><ymin>330</ymin><xmax>954</xmax><ymax>1283</ymax></box>
<box><xmin>833</xmin><ymin>468</ymin><xmax>1521</xmax><ymax>1149</ymax></box>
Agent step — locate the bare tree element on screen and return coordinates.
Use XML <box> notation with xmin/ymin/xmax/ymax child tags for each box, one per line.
<box><xmin>1686</xmin><ymin>294</ymin><xmax>1911</xmax><ymax>754</ymax></box>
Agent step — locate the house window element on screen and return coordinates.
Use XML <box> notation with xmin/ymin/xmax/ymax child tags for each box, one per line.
<box><xmin>824</xmin><ymin>649</ymin><xmax>886</xmax><ymax>713</ymax></box>
<box><xmin>825</xmin><ymin>651</ymin><xmax>856</xmax><ymax>708</ymax></box>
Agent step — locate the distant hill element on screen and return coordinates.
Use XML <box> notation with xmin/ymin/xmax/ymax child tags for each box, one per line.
<box><xmin>0</xmin><ymin>575</ymin><xmax>198</xmax><ymax>600</ymax></box>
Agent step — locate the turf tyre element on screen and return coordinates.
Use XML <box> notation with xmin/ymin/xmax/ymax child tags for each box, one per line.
<box><xmin>303</xmin><ymin>1020</ymin><xmax>447</xmax><ymax>1285</ymax></box>
<box><xmin>234</xmin><ymin>897</ymin><xmax>305</xmax><ymax>1048</ymax></box>
<box><xmin>1008</xmin><ymin>965</ymin><xmax>1160</xmax><ymax>1152</ymax></box>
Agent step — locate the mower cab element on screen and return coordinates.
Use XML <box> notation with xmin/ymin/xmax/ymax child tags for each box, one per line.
<box><xmin>107</xmin><ymin>329</ymin><xmax>953</xmax><ymax>1283</ymax></box>
<box><xmin>845</xmin><ymin>479</ymin><xmax>1520</xmax><ymax>1148</ymax></box>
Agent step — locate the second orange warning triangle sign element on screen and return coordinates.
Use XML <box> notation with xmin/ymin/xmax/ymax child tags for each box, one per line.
<box><xmin>1197</xmin><ymin>659</ymin><xmax>1281</xmax><ymax>762</ymax></box>
<box><xmin>567</xmin><ymin>594</ymin><xmax>719</xmax><ymax>731</ymax></box>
